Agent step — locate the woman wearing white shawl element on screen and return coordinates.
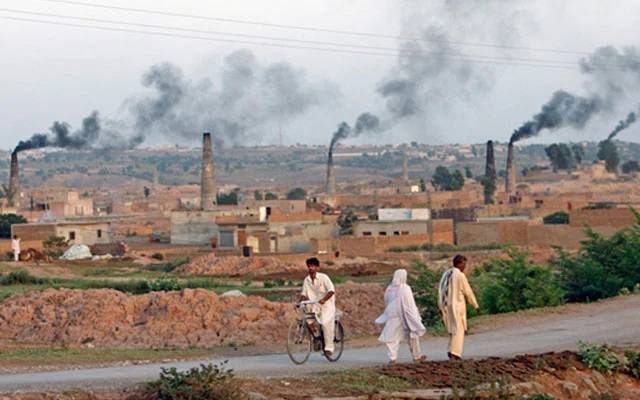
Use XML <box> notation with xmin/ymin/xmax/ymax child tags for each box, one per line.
<box><xmin>375</xmin><ymin>269</ymin><xmax>426</xmax><ymax>363</ymax></box>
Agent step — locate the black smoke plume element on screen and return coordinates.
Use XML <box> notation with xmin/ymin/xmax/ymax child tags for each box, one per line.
<box><xmin>608</xmin><ymin>111</ymin><xmax>636</xmax><ymax>141</ymax></box>
<box><xmin>328</xmin><ymin>113</ymin><xmax>381</xmax><ymax>155</ymax></box>
<box><xmin>509</xmin><ymin>91</ymin><xmax>603</xmax><ymax>144</ymax></box>
<box><xmin>130</xmin><ymin>49</ymin><xmax>334</xmax><ymax>146</ymax></box>
<box><xmin>14</xmin><ymin>111</ymin><xmax>128</xmax><ymax>153</ymax></box>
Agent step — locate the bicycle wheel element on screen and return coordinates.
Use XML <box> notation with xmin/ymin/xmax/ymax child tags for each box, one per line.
<box><xmin>324</xmin><ymin>320</ymin><xmax>345</xmax><ymax>362</ymax></box>
<box><xmin>287</xmin><ymin>319</ymin><xmax>312</xmax><ymax>365</ymax></box>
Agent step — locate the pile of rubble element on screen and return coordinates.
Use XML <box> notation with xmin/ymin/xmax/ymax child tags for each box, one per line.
<box><xmin>0</xmin><ymin>283</ymin><xmax>384</xmax><ymax>349</ymax></box>
<box><xmin>175</xmin><ymin>254</ymin><xmax>303</xmax><ymax>277</ymax></box>
<box><xmin>176</xmin><ymin>254</ymin><xmax>386</xmax><ymax>278</ymax></box>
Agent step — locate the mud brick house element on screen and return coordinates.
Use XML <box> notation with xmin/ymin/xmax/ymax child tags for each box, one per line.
<box><xmin>12</xmin><ymin>220</ymin><xmax>112</xmax><ymax>246</ymax></box>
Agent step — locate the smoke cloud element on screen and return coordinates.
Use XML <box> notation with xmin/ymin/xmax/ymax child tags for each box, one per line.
<box><xmin>14</xmin><ymin>111</ymin><xmax>137</xmax><ymax>153</ymax></box>
<box><xmin>510</xmin><ymin>91</ymin><xmax>604</xmax><ymax>143</ymax></box>
<box><xmin>18</xmin><ymin>49</ymin><xmax>333</xmax><ymax>152</ymax></box>
<box><xmin>328</xmin><ymin>112</ymin><xmax>382</xmax><ymax>154</ymax></box>
<box><xmin>510</xmin><ymin>45</ymin><xmax>640</xmax><ymax>143</ymax></box>
<box><xmin>608</xmin><ymin>111</ymin><xmax>637</xmax><ymax>140</ymax></box>
<box><xmin>129</xmin><ymin>49</ymin><xmax>335</xmax><ymax>147</ymax></box>
<box><xmin>376</xmin><ymin>1</ymin><xmax>529</xmax><ymax>127</ymax></box>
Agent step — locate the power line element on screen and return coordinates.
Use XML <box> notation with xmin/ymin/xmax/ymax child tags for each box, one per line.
<box><xmin>0</xmin><ymin>15</ymin><xmax>580</xmax><ymax>70</ymax></box>
<box><xmin>0</xmin><ymin>7</ymin><xmax>584</xmax><ymax>67</ymax></box>
<box><xmin>37</xmin><ymin>0</ymin><xmax>591</xmax><ymax>56</ymax></box>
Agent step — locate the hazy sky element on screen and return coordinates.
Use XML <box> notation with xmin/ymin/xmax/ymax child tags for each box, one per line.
<box><xmin>2</xmin><ymin>0</ymin><xmax>640</xmax><ymax>149</ymax></box>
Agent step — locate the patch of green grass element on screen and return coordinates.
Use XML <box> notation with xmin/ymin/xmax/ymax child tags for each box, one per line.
<box><xmin>320</xmin><ymin>369</ymin><xmax>412</xmax><ymax>394</ymax></box>
<box><xmin>0</xmin><ymin>347</ymin><xmax>215</xmax><ymax>367</ymax></box>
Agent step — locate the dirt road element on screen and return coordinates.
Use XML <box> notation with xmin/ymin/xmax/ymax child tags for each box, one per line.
<box><xmin>1</xmin><ymin>294</ymin><xmax>638</xmax><ymax>393</ymax></box>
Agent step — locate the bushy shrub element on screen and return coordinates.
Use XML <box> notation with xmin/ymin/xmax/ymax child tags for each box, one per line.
<box><xmin>555</xmin><ymin>252</ymin><xmax>623</xmax><ymax>302</ymax></box>
<box><xmin>0</xmin><ymin>270</ymin><xmax>48</xmax><ymax>285</ymax></box>
<box><xmin>556</xmin><ymin>209</ymin><xmax>640</xmax><ymax>302</ymax></box>
<box><xmin>145</xmin><ymin>362</ymin><xmax>245</xmax><ymax>400</ymax></box>
<box><xmin>577</xmin><ymin>342</ymin><xmax>623</xmax><ymax>374</ymax></box>
<box><xmin>149</xmin><ymin>277</ymin><xmax>182</xmax><ymax>292</ymax></box>
<box><xmin>543</xmin><ymin>211</ymin><xmax>569</xmax><ymax>225</ymax></box>
<box><xmin>151</xmin><ymin>252</ymin><xmax>164</xmax><ymax>261</ymax></box>
<box><xmin>474</xmin><ymin>249</ymin><xmax>564</xmax><ymax>314</ymax></box>
<box><xmin>624</xmin><ymin>350</ymin><xmax>640</xmax><ymax>379</ymax></box>
<box><xmin>145</xmin><ymin>257</ymin><xmax>190</xmax><ymax>273</ymax></box>
<box><xmin>42</xmin><ymin>235</ymin><xmax>69</xmax><ymax>258</ymax></box>
<box><xmin>409</xmin><ymin>261</ymin><xmax>443</xmax><ymax>327</ymax></box>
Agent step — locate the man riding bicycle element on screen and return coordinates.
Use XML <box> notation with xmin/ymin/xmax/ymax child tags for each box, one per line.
<box><xmin>298</xmin><ymin>257</ymin><xmax>336</xmax><ymax>356</ymax></box>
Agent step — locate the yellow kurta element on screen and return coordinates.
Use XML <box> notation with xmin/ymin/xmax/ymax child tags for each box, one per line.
<box><xmin>438</xmin><ymin>268</ymin><xmax>478</xmax><ymax>357</ymax></box>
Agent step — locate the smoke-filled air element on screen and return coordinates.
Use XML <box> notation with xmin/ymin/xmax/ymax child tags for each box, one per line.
<box><xmin>608</xmin><ymin>111</ymin><xmax>637</xmax><ymax>140</ymax></box>
<box><xmin>15</xmin><ymin>49</ymin><xmax>334</xmax><ymax>152</ymax></box>
<box><xmin>510</xmin><ymin>44</ymin><xmax>640</xmax><ymax>144</ymax></box>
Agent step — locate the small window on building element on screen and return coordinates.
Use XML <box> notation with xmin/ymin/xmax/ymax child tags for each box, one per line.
<box><xmin>379</xmin><ymin>231</ymin><xmax>387</xmax><ymax>236</ymax></box>
<box><xmin>69</xmin><ymin>231</ymin><xmax>76</xmax><ymax>240</ymax></box>
<box><xmin>393</xmin><ymin>231</ymin><xmax>400</xmax><ymax>236</ymax></box>
<box><xmin>362</xmin><ymin>231</ymin><xmax>372</xmax><ymax>236</ymax></box>
<box><xmin>97</xmin><ymin>229</ymin><xmax>102</xmax><ymax>238</ymax></box>
<box><xmin>401</xmin><ymin>231</ymin><xmax>410</xmax><ymax>235</ymax></box>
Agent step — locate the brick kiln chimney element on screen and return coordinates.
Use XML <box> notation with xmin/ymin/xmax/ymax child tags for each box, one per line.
<box><xmin>505</xmin><ymin>141</ymin><xmax>516</xmax><ymax>194</ymax></box>
<box><xmin>326</xmin><ymin>151</ymin><xmax>336</xmax><ymax>195</ymax></box>
<box><xmin>7</xmin><ymin>152</ymin><xmax>19</xmax><ymax>208</ymax></box>
<box><xmin>484</xmin><ymin>140</ymin><xmax>496</xmax><ymax>204</ymax></box>
<box><xmin>200</xmin><ymin>132</ymin><xmax>216</xmax><ymax>210</ymax></box>
<box><xmin>402</xmin><ymin>153</ymin><xmax>409</xmax><ymax>182</ymax></box>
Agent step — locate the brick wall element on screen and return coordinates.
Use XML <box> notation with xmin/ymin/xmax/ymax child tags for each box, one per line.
<box><xmin>569</xmin><ymin>208</ymin><xmax>636</xmax><ymax>228</ymax></box>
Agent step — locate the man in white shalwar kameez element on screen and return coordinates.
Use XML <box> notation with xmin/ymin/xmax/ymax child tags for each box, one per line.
<box><xmin>438</xmin><ymin>255</ymin><xmax>479</xmax><ymax>360</ymax></box>
<box><xmin>376</xmin><ymin>269</ymin><xmax>426</xmax><ymax>363</ymax></box>
<box><xmin>299</xmin><ymin>257</ymin><xmax>336</xmax><ymax>355</ymax></box>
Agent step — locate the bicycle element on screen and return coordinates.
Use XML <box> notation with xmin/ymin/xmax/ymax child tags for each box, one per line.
<box><xmin>286</xmin><ymin>300</ymin><xmax>345</xmax><ymax>364</ymax></box>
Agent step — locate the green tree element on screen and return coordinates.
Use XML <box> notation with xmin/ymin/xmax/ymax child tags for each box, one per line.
<box><xmin>253</xmin><ymin>190</ymin><xmax>263</xmax><ymax>200</ymax></box>
<box><xmin>543</xmin><ymin>211</ymin><xmax>569</xmax><ymax>225</ymax></box>
<box><xmin>474</xmin><ymin>249</ymin><xmax>564</xmax><ymax>314</ymax></box>
<box><xmin>419</xmin><ymin>178</ymin><xmax>426</xmax><ymax>192</ymax></box>
<box><xmin>143</xmin><ymin>186</ymin><xmax>151</xmax><ymax>198</ymax></box>
<box><xmin>431</xmin><ymin>166</ymin><xmax>465</xmax><ymax>191</ymax></box>
<box><xmin>572</xmin><ymin>143</ymin><xmax>585</xmax><ymax>164</ymax></box>
<box><xmin>481</xmin><ymin>175</ymin><xmax>497</xmax><ymax>204</ymax></box>
<box><xmin>622</xmin><ymin>160</ymin><xmax>640</xmax><ymax>174</ymax></box>
<box><xmin>337</xmin><ymin>210</ymin><xmax>358</xmax><ymax>235</ymax></box>
<box><xmin>555</xmin><ymin>209</ymin><xmax>640</xmax><ymax>301</ymax></box>
<box><xmin>545</xmin><ymin>143</ymin><xmax>576</xmax><ymax>171</ymax></box>
<box><xmin>464</xmin><ymin>166</ymin><xmax>473</xmax><ymax>179</ymax></box>
<box><xmin>598</xmin><ymin>140</ymin><xmax>620</xmax><ymax>172</ymax></box>
<box><xmin>409</xmin><ymin>261</ymin><xmax>443</xmax><ymax>327</ymax></box>
<box><xmin>264</xmin><ymin>192</ymin><xmax>278</xmax><ymax>200</ymax></box>
<box><xmin>0</xmin><ymin>214</ymin><xmax>27</xmax><ymax>239</ymax></box>
<box><xmin>216</xmin><ymin>191</ymin><xmax>238</xmax><ymax>205</ymax></box>
<box><xmin>286</xmin><ymin>187</ymin><xmax>307</xmax><ymax>200</ymax></box>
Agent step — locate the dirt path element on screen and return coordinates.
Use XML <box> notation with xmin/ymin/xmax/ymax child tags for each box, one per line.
<box><xmin>0</xmin><ymin>294</ymin><xmax>638</xmax><ymax>393</ymax></box>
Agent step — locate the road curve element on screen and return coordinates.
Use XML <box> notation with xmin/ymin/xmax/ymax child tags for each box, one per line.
<box><xmin>1</xmin><ymin>295</ymin><xmax>639</xmax><ymax>392</ymax></box>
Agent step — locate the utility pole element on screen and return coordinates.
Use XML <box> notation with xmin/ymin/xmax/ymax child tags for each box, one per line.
<box><xmin>426</xmin><ymin>188</ymin><xmax>433</xmax><ymax>263</ymax></box>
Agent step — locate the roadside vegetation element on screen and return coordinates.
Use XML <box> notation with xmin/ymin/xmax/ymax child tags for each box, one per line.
<box><xmin>389</xmin><ymin>243</ymin><xmax>505</xmax><ymax>253</ymax></box>
<box><xmin>411</xmin><ymin>209</ymin><xmax>640</xmax><ymax>325</ymax></box>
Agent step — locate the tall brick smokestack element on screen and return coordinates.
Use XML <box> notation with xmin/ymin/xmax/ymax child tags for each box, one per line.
<box><xmin>326</xmin><ymin>150</ymin><xmax>336</xmax><ymax>195</ymax></box>
<box><xmin>505</xmin><ymin>141</ymin><xmax>516</xmax><ymax>194</ymax></box>
<box><xmin>402</xmin><ymin>153</ymin><xmax>409</xmax><ymax>182</ymax></box>
<box><xmin>7</xmin><ymin>152</ymin><xmax>19</xmax><ymax>208</ymax></box>
<box><xmin>200</xmin><ymin>132</ymin><xmax>216</xmax><ymax>210</ymax></box>
<box><xmin>484</xmin><ymin>140</ymin><xmax>496</xmax><ymax>204</ymax></box>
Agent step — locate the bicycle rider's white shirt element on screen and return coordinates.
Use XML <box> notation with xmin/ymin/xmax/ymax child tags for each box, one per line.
<box><xmin>301</xmin><ymin>272</ymin><xmax>336</xmax><ymax>325</ymax></box>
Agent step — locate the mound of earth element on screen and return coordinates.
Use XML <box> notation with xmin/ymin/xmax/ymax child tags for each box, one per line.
<box><xmin>176</xmin><ymin>254</ymin><xmax>384</xmax><ymax>278</ymax></box>
<box><xmin>0</xmin><ymin>283</ymin><xmax>384</xmax><ymax>349</ymax></box>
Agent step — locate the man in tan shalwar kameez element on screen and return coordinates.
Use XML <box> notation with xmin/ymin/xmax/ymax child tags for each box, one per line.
<box><xmin>438</xmin><ymin>255</ymin><xmax>479</xmax><ymax>360</ymax></box>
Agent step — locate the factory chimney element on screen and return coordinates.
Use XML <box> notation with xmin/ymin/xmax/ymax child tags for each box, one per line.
<box><xmin>505</xmin><ymin>142</ymin><xmax>516</xmax><ymax>194</ymax></box>
<box><xmin>402</xmin><ymin>153</ymin><xmax>409</xmax><ymax>182</ymax></box>
<box><xmin>325</xmin><ymin>151</ymin><xmax>336</xmax><ymax>195</ymax></box>
<box><xmin>484</xmin><ymin>140</ymin><xmax>496</xmax><ymax>204</ymax></box>
<box><xmin>200</xmin><ymin>132</ymin><xmax>216</xmax><ymax>210</ymax></box>
<box><xmin>7</xmin><ymin>152</ymin><xmax>19</xmax><ymax>208</ymax></box>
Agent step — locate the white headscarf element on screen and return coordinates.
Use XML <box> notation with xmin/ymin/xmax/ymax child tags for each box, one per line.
<box><xmin>390</xmin><ymin>269</ymin><xmax>407</xmax><ymax>287</ymax></box>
